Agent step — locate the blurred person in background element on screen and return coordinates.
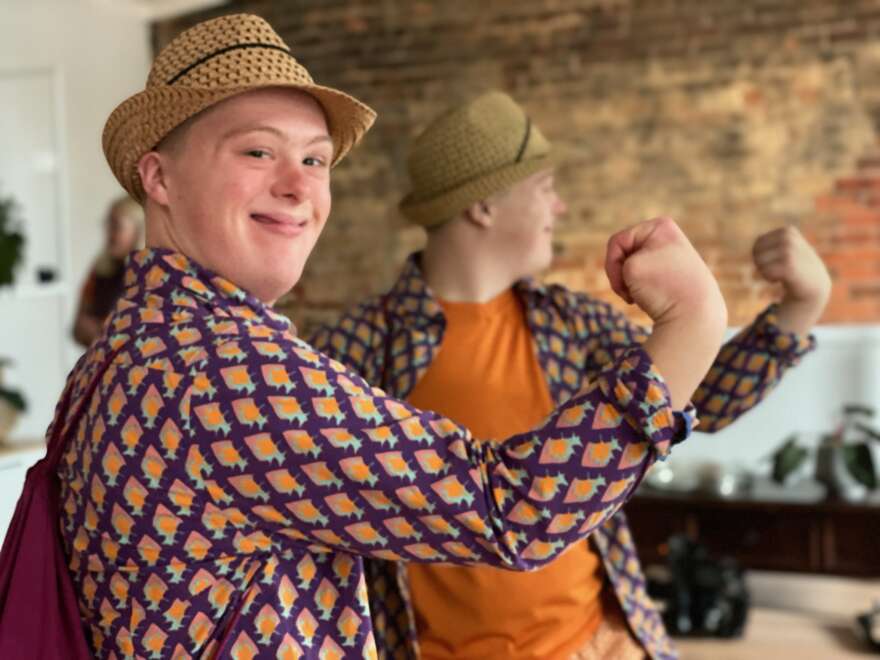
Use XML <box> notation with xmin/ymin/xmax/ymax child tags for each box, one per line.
<box><xmin>71</xmin><ymin>194</ymin><xmax>142</xmax><ymax>347</ymax></box>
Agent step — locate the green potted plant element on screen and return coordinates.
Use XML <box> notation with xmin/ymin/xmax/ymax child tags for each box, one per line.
<box><xmin>0</xmin><ymin>192</ymin><xmax>25</xmax><ymax>286</ymax></box>
<box><xmin>771</xmin><ymin>404</ymin><xmax>878</xmax><ymax>501</ymax></box>
<box><xmin>0</xmin><ymin>189</ymin><xmax>27</xmax><ymax>442</ymax></box>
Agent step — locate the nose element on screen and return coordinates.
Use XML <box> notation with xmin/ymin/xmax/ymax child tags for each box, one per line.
<box><xmin>553</xmin><ymin>194</ymin><xmax>568</xmax><ymax>216</ymax></box>
<box><xmin>271</xmin><ymin>160</ymin><xmax>308</xmax><ymax>201</ymax></box>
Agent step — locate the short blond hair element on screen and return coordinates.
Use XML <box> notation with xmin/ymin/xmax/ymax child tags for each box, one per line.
<box><xmin>108</xmin><ymin>195</ymin><xmax>144</xmax><ymax>225</ymax></box>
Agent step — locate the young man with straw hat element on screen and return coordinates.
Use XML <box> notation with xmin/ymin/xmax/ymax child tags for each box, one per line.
<box><xmin>0</xmin><ymin>12</ymin><xmax>797</xmax><ymax>659</ymax></box>
<box><xmin>310</xmin><ymin>91</ymin><xmax>831</xmax><ymax>659</ymax></box>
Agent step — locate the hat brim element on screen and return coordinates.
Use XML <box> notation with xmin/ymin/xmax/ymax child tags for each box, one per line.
<box><xmin>103</xmin><ymin>83</ymin><xmax>376</xmax><ymax>202</ymax></box>
<box><xmin>399</xmin><ymin>151</ymin><xmax>563</xmax><ymax>228</ymax></box>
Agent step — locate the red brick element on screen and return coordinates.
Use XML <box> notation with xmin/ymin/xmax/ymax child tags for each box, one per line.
<box><xmin>155</xmin><ymin>0</ymin><xmax>880</xmax><ymax>328</ymax></box>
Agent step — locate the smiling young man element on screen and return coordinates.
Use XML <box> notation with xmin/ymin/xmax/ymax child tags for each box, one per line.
<box><xmin>0</xmin><ymin>14</ymin><xmax>737</xmax><ymax>659</ymax></box>
<box><xmin>310</xmin><ymin>91</ymin><xmax>831</xmax><ymax>659</ymax></box>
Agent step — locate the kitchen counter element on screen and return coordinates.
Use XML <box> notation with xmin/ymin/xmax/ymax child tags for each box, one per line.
<box><xmin>677</xmin><ymin>570</ymin><xmax>879</xmax><ymax>659</ymax></box>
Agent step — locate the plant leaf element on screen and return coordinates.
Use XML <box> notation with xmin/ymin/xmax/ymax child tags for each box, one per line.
<box><xmin>842</xmin><ymin>443</ymin><xmax>877</xmax><ymax>489</ymax></box>
<box><xmin>0</xmin><ymin>386</ymin><xmax>26</xmax><ymax>412</ymax></box>
<box><xmin>855</xmin><ymin>422</ymin><xmax>880</xmax><ymax>443</ymax></box>
<box><xmin>771</xmin><ymin>437</ymin><xmax>809</xmax><ymax>484</ymax></box>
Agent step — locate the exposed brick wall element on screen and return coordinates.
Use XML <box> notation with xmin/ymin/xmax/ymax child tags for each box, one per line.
<box><xmin>155</xmin><ymin>0</ymin><xmax>880</xmax><ymax>334</ymax></box>
<box><xmin>809</xmin><ymin>151</ymin><xmax>880</xmax><ymax>321</ymax></box>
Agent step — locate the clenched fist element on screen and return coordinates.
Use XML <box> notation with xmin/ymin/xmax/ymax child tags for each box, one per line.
<box><xmin>604</xmin><ymin>217</ymin><xmax>727</xmax><ymax>410</ymax></box>
<box><xmin>752</xmin><ymin>226</ymin><xmax>831</xmax><ymax>336</ymax></box>
<box><xmin>605</xmin><ymin>217</ymin><xmax>726</xmax><ymax>327</ymax></box>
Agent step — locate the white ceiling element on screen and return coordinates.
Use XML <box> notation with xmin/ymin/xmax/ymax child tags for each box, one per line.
<box><xmin>89</xmin><ymin>0</ymin><xmax>227</xmax><ymax>20</ymax></box>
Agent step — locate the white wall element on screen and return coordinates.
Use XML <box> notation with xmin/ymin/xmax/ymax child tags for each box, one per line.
<box><xmin>673</xmin><ymin>324</ymin><xmax>880</xmax><ymax>472</ymax></box>
<box><xmin>0</xmin><ymin>0</ymin><xmax>150</xmax><ymax>440</ymax></box>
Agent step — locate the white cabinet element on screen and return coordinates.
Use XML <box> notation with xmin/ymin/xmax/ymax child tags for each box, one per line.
<box><xmin>0</xmin><ymin>67</ymin><xmax>74</xmax><ymax>441</ymax></box>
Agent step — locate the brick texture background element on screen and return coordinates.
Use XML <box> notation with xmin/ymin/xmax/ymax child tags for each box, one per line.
<box><xmin>155</xmin><ymin>0</ymin><xmax>880</xmax><ymax>335</ymax></box>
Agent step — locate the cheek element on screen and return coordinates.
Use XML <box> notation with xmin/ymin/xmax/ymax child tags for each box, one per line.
<box><xmin>211</xmin><ymin>180</ymin><xmax>255</xmax><ymax>236</ymax></box>
<box><xmin>512</xmin><ymin>207</ymin><xmax>542</xmax><ymax>242</ymax></box>
<box><xmin>315</xmin><ymin>180</ymin><xmax>332</xmax><ymax>220</ymax></box>
<box><xmin>222</xmin><ymin>176</ymin><xmax>256</xmax><ymax>207</ymax></box>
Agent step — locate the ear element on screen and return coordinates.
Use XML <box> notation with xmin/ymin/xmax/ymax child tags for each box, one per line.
<box><xmin>463</xmin><ymin>199</ymin><xmax>494</xmax><ymax>230</ymax></box>
<box><xmin>137</xmin><ymin>151</ymin><xmax>171</xmax><ymax>207</ymax></box>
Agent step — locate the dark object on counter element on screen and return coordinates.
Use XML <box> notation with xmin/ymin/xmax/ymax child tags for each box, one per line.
<box><xmin>37</xmin><ymin>266</ymin><xmax>56</xmax><ymax>283</ymax></box>
<box><xmin>857</xmin><ymin>602</ymin><xmax>880</xmax><ymax>653</ymax></box>
<box><xmin>647</xmin><ymin>535</ymin><xmax>749</xmax><ymax>638</ymax></box>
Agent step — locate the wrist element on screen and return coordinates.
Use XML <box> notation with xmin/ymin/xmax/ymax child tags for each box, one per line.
<box><xmin>776</xmin><ymin>295</ymin><xmax>826</xmax><ymax>336</ymax></box>
<box><xmin>780</xmin><ymin>286</ymin><xmax>830</xmax><ymax>312</ymax></box>
<box><xmin>653</xmin><ymin>291</ymin><xmax>728</xmax><ymax>339</ymax></box>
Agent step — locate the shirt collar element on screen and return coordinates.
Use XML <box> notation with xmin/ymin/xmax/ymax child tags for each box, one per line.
<box><xmin>386</xmin><ymin>252</ymin><xmax>551</xmax><ymax>326</ymax></box>
<box><xmin>120</xmin><ymin>248</ymin><xmax>294</xmax><ymax>333</ymax></box>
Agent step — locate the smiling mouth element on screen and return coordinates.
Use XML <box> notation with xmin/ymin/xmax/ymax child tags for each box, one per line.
<box><xmin>250</xmin><ymin>213</ymin><xmax>309</xmax><ymax>235</ymax></box>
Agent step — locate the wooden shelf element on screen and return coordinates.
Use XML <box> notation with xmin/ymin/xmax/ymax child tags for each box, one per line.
<box><xmin>624</xmin><ymin>489</ymin><xmax>880</xmax><ymax>577</ymax></box>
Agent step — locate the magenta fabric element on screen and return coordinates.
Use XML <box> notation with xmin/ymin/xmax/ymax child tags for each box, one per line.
<box><xmin>0</xmin><ymin>376</ymin><xmax>93</xmax><ymax>659</ymax></box>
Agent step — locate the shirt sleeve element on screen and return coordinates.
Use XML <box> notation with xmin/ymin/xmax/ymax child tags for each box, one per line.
<box><xmin>175</xmin><ymin>327</ymin><xmax>693</xmax><ymax>571</ymax></box>
<box><xmin>691</xmin><ymin>303</ymin><xmax>816</xmax><ymax>433</ymax></box>
<box><xmin>576</xmin><ymin>295</ymin><xmax>815</xmax><ymax>435</ymax></box>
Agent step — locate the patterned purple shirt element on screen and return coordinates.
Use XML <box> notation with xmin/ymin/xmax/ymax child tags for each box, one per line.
<box><xmin>53</xmin><ymin>248</ymin><xmax>810</xmax><ymax>659</ymax></box>
<box><xmin>309</xmin><ymin>254</ymin><xmax>816</xmax><ymax>660</ymax></box>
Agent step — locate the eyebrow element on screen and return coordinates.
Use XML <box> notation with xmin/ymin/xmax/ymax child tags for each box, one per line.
<box><xmin>219</xmin><ymin>125</ymin><xmax>333</xmax><ymax>148</ymax></box>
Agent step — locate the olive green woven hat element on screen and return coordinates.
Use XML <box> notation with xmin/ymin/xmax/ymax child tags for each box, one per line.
<box><xmin>103</xmin><ymin>13</ymin><xmax>377</xmax><ymax>202</ymax></box>
<box><xmin>399</xmin><ymin>90</ymin><xmax>559</xmax><ymax>227</ymax></box>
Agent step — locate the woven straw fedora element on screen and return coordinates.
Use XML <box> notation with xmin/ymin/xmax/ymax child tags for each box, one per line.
<box><xmin>103</xmin><ymin>13</ymin><xmax>376</xmax><ymax>202</ymax></box>
<box><xmin>399</xmin><ymin>91</ymin><xmax>559</xmax><ymax>227</ymax></box>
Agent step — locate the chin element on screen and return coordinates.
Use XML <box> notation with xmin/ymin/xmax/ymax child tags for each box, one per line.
<box><xmin>528</xmin><ymin>252</ymin><xmax>554</xmax><ymax>276</ymax></box>
<box><xmin>269</xmin><ymin>269</ymin><xmax>305</xmax><ymax>304</ymax></box>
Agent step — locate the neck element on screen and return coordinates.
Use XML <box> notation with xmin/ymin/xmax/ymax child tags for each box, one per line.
<box><xmin>421</xmin><ymin>237</ymin><xmax>516</xmax><ymax>303</ymax></box>
<box><xmin>144</xmin><ymin>206</ymin><xmax>185</xmax><ymax>255</ymax></box>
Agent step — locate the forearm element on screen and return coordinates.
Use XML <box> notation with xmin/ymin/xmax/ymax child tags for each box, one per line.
<box><xmin>774</xmin><ymin>297</ymin><xmax>824</xmax><ymax>338</ymax></box>
<box><xmin>642</xmin><ymin>309</ymin><xmax>727</xmax><ymax>411</ymax></box>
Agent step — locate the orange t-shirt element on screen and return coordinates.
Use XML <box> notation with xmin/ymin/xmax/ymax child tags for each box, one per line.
<box><xmin>406</xmin><ymin>289</ymin><xmax>606</xmax><ymax>660</ymax></box>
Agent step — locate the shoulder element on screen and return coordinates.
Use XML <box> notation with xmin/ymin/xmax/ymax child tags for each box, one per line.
<box><xmin>540</xmin><ymin>283</ymin><xmax>622</xmax><ymax>322</ymax></box>
<box><xmin>532</xmin><ymin>283</ymin><xmax>646</xmax><ymax>341</ymax></box>
<box><xmin>307</xmin><ymin>294</ymin><xmax>389</xmax><ymax>362</ymax></box>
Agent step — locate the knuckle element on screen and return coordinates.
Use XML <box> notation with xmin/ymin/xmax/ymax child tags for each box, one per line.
<box><xmin>657</xmin><ymin>216</ymin><xmax>677</xmax><ymax>231</ymax></box>
<box><xmin>622</xmin><ymin>257</ymin><xmax>643</xmax><ymax>282</ymax></box>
